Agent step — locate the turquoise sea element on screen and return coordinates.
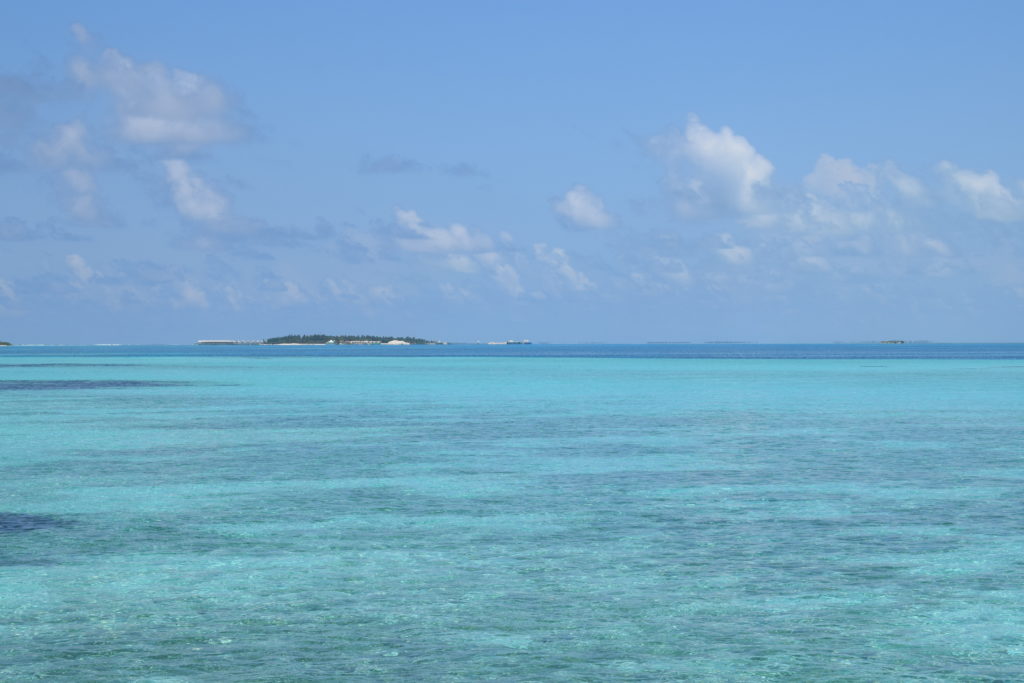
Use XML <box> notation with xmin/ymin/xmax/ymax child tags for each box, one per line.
<box><xmin>2</xmin><ymin>344</ymin><xmax>1023</xmax><ymax>680</ymax></box>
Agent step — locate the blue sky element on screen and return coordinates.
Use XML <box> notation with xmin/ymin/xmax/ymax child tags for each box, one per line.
<box><xmin>2</xmin><ymin>1</ymin><xmax>1024</xmax><ymax>343</ymax></box>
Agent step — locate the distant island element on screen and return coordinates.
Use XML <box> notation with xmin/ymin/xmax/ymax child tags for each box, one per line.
<box><xmin>0</xmin><ymin>340</ymin><xmax>10</xmax><ymax>346</ymax></box>
<box><xmin>197</xmin><ymin>334</ymin><xmax>438</xmax><ymax>346</ymax></box>
<box><xmin>265</xmin><ymin>334</ymin><xmax>436</xmax><ymax>345</ymax></box>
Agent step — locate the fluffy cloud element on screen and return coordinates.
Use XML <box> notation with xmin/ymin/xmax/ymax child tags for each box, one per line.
<box><xmin>651</xmin><ymin>115</ymin><xmax>774</xmax><ymax>215</ymax></box>
<box><xmin>37</xmin><ymin>121</ymin><xmax>91</xmax><ymax>164</ymax></box>
<box><xmin>70</xmin><ymin>23</ymin><xmax>91</xmax><ymax>44</ymax></box>
<box><xmin>804</xmin><ymin>155</ymin><xmax>924</xmax><ymax>201</ymax></box>
<box><xmin>0</xmin><ymin>278</ymin><xmax>15</xmax><ymax>301</ymax></box>
<box><xmin>655</xmin><ymin>256</ymin><xmax>692</xmax><ymax>286</ymax></box>
<box><xmin>938</xmin><ymin>161</ymin><xmax>1024</xmax><ymax>222</ymax></box>
<box><xmin>177</xmin><ymin>281</ymin><xmax>209</xmax><ymax>308</ymax></box>
<box><xmin>393</xmin><ymin>209</ymin><xmax>522</xmax><ymax>295</ymax></box>
<box><xmin>798</xmin><ymin>255</ymin><xmax>831</xmax><ymax>271</ymax></box>
<box><xmin>883</xmin><ymin>163</ymin><xmax>926</xmax><ymax>199</ymax></box>
<box><xmin>66</xmin><ymin>253</ymin><xmax>95</xmax><ymax>282</ymax></box>
<box><xmin>72</xmin><ymin>47</ymin><xmax>236</xmax><ymax>145</ymax></box>
<box><xmin>163</xmin><ymin>159</ymin><xmax>228</xmax><ymax>222</ymax></box>
<box><xmin>648</xmin><ymin>118</ymin><xmax>931</xmax><ymax>268</ymax></box>
<box><xmin>534</xmin><ymin>243</ymin><xmax>595</xmax><ymax>291</ymax></box>
<box><xmin>477</xmin><ymin>252</ymin><xmax>524</xmax><ymax>296</ymax></box>
<box><xmin>804</xmin><ymin>155</ymin><xmax>876</xmax><ymax>197</ymax></box>
<box><xmin>224</xmin><ymin>285</ymin><xmax>243</xmax><ymax>309</ymax></box>
<box><xmin>491</xmin><ymin>263</ymin><xmax>523</xmax><ymax>296</ymax></box>
<box><xmin>648</xmin><ymin>118</ymin><xmax>930</xmax><ymax>280</ymax></box>
<box><xmin>63</xmin><ymin>169</ymin><xmax>97</xmax><ymax>219</ymax></box>
<box><xmin>395</xmin><ymin>208</ymin><xmax>493</xmax><ymax>252</ymax></box>
<box><xmin>37</xmin><ymin>122</ymin><xmax>97</xmax><ymax>220</ymax></box>
<box><xmin>445</xmin><ymin>254</ymin><xmax>478</xmax><ymax>273</ymax></box>
<box><xmin>264</xmin><ymin>279</ymin><xmax>308</xmax><ymax>306</ymax></box>
<box><xmin>923</xmin><ymin>238</ymin><xmax>951</xmax><ymax>256</ymax></box>
<box><xmin>553</xmin><ymin>184</ymin><xmax>614</xmax><ymax>228</ymax></box>
<box><xmin>717</xmin><ymin>234</ymin><xmax>753</xmax><ymax>265</ymax></box>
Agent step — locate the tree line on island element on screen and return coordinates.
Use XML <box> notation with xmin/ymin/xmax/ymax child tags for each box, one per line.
<box><xmin>263</xmin><ymin>334</ymin><xmax>436</xmax><ymax>345</ymax></box>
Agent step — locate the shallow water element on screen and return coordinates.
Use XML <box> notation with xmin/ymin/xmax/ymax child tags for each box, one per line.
<box><xmin>2</xmin><ymin>345</ymin><xmax>1023</xmax><ymax>679</ymax></box>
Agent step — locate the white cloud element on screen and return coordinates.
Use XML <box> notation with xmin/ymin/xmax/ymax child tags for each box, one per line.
<box><xmin>786</xmin><ymin>159</ymin><xmax>926</xmax><ymax>241</ymax></box>
<box><xmin>37</xmin><ymin>122</ymin><xmax>98</xmax><ymax>220</ymax></box>
<box><xmin>639</xmin><ymin>113</ymin><xmax>1018</xmax><ymax>290</ymax></box>
<box><xmin>395</xmin><ymin>208</ymin><xmax>423</xmax><ymax>231</ymax></box>
<box><xmin>367</xmin><ymin>285</ymin><xmax>396</xmax><ymax>303</ymax></box>
<box><xmin>476</xmin><ymin>252</ymin><xmax>524</xmax><ymax>295</ymax></box>
<box><xmin>938</xmin><ymin>161</ymin><xmax>1024</xmax><ymax>222</ymax></box>
<box><xmin>445</xmin><ymin>254</ymin><xmax>478</xmax><ymax>272</ymax></box>
<box><xmin>72</xmin><ymin>48</ymin><xmax>236</xmax><ymax>145</ymax></box>
<box><xmin>798</xmin><ymin>255</ymin><xmax>831</xmax><ymax>271</ymax></box>
<box><xmin>265</xmin><ymin>280</ymin><xmax>308</xmax><ymax>306</ymax></box>
<box><xmin>395</xmin><ymin>208</ymin><xmax>492</xmax><ymax>252</ymax></box>
<box><xmin>66</xmin><ymin>253</ymin><xmax>95</xmax><ymax>282</ymax></box>
<box><xmin>881</xmin><ymin>163</ymin><xmax>926</xmax><ymax>199</ymax></box>
<box><xmin>38</xmin><ymin>121</ymin><xmax>91</xmax><ymax>164</ymax></box>
<box><xmin>553</xmin><ymin>184</ymin><xmax>613</xmax><ymax>228</ymax></box>
<box><xmin>489</xmin><ymin>262</ymin><xmax>524</xmax><ymax>296</ymax></box>
<box><xmin>923</xmin><ymin>238</ymin><xmax>951</xmax><ymax>256</ymax></box>
<box><xmin>177</xmin><ymin>281</ymin><xmax>209</xmax><ymax>308</ymax></box>
<box><xmin>804</xmin><ymin>155</ymin><xmax>876</xmax><ymax>197</ymax></box>
<box><xmin>655</xmin><ymin>256</ymin><xmax>692</xmax><ymax>286</ymax></box>
<box><xmin>440</xmin><ymin>283</ymin><xmax>474</xmax><ymax>301</ymax></box>
<box><xmin>534</xmin><ymin>243</ymin><xmax>595</xmax><ymax>291</ymax></box>
<box><xmin>650</xmin><ymin>116</ymin><xmax>931</xmax><ymax>247</ymax></box>
<box><xmin>717</xmin><ymin>234</ymin><xmax>753</xmax><ymax>265</ymax></box>
<box><xmin>805</xmin><ymin>155</ymin><xmax>925</xmax><ymax>202</ymax></box>
<box><xmin>0</xmin><ymin>278</ymin><xmax>15</xmax><ymax>301</ymax></box>
<box><xmin>394</xmin><ymin>210</ymin><xmax>519</xmax><ymax>295</ymax></box>
<box><xmin>163</xmin><ymin>159</ymin><xmax>228</xmax><ymax>221</ymax></box>
<box><xmin>224</xmin><ymin>285</ymin><xmax>243</xmax><ymax>309</ymax></box>
<box><xmin>324</xmin><ymin>278</ymin><xmax>345</xmax><ymax>299</ymax></box>
<box><xmin>63</xmin><ymin>169</ymin><xmax>97</xmax><ymax>219</ymax></box>
<box><xmin>70</xmin><ymin>23</ymin><xmax>91</xmax><ymax>44</ymax></box>
<box><xmin>651</xmin><ymin>114</ymin><xmax>774</xmax><ymax>215</ymax></box>
<box><xmin>794</xmin><ymin>196</ymin><xmax>877</xmax><ymax>234</ymax></box>
<box><xmin>282</xmin><ymin>281</ymin><xmax>306</xmax><ymax>304</ymax></box>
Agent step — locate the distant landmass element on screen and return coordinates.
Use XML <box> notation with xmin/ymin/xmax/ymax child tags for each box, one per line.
<box><xmin>265</xmin><ymin>334</ymin><xmax>435</xmax><ymax>345</ymax></box>
<box><xmin>0</xmin><ymin>340</ymin><xmax>11</xmax><ymax>346</ymax></box>
<box><xmin>197</xmin><ymin>334</ymin><xmax>438</xmax><ymax>346</ymax></box>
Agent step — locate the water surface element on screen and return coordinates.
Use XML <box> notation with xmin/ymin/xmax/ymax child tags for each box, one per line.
<box><xmin>2</xmin><ymin>344</ymin><xmax>1023</xmax><ymax>679</ymax></box>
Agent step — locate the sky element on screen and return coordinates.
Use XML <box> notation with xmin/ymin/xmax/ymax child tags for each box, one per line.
<box><xmin>2</xmin><ymin>1</ymin><xmax>1024</xmax><ymax>343</ymax></box>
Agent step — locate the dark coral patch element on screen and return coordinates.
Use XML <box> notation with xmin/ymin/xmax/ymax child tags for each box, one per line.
<box><xmin>0</xmin><ymin>380</ymin><xmax>190</xmax><ymax>390</ymax></box>
<box><xmin>0</xmin><ymin>513</ymin><xmax>73</xmax><ymax>533</ymax></box>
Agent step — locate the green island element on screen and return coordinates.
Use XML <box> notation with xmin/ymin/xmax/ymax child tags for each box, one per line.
<box><xmin>0</xmin><ymin>340</ymin><xmax>11</xmax><ymax>346</ymax></box>
<box><xmin>263</xmin><ymin>334</ymin><xmax>436</xmax><ymax>345</ymax></box>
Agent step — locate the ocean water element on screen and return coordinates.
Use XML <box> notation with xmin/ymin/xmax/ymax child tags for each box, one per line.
<box><xmin>2</xmin><ymin>344</ymin><xmax>1023</xmax><ymax>680</ymax></box>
